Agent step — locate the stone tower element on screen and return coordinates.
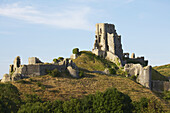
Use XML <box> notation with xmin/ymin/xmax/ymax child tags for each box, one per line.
<box><xmin>92</xmin><ymin>23</ymin><xmax>123</xmax><ymax>64</ymax></box>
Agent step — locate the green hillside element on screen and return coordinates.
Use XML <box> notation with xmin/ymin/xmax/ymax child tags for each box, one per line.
<box><xmin>153</xmin><ymin>64</ymin><xmax>170</xmax><ymax>77</ymax></box>
<box><xmin>0</xmin><ymin>51</ymin><xmax>169</xmax><ymax>112</ymax></box>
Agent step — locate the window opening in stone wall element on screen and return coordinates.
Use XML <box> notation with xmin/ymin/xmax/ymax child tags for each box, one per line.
<box><xmin>100</xmin><ymin>28</ymin><xmax>102</xmax><ymax>33</ymax></box>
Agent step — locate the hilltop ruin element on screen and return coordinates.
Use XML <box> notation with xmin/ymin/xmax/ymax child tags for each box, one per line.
<box><xmin>92</xmin><ymin>23</ymin><xmax>151</xmax><ymax>89</ymax></box>
<box><xmin>1</xmin><ymin>23</ymin><xmax>169</xmax><ymax>91</ymax></box>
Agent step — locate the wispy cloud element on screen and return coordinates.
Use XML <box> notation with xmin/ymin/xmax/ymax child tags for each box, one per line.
<box><xmin>0</xmin><ymin>3</ymin><xmax>93</xmax><ymax>31</ymax></box>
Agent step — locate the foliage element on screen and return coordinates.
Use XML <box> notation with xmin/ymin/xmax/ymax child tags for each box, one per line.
<box><xmin>0</xmin><ymin>83</ymin><xmax>21</xmax><ymax>113</ymax></box>
<box><xmin>130</xmin><ymin>75</ymin><xmax>137</xmax><ymax>81</ymax></box>
<box><xmin>79</xmin><ymin>71</ymin><xmax>84</xmax><ymax>78</ymax></box>
<box><xmin>116</xmin><ymin>69</ymin><xmax>127</xmax><ymax>77</ymax></box>
<box><xmin>163</xmin><ymin>91</ymin><xmax>170</xmax><ymax>100</ymax></box>
<box><xmin>53</xmin><ymin>58</ymin><xmax>59</xmax><ymax>63</ymax></box>
<box><xmin>72</xmin><ymin>48</ymin><xmax>79</xmax><ymax>55</ymax></box>
<box><xmin>23</xmin><ymin>94</ymin><xmax>42</xmax><ymax>103</ymax></box>
<box><xmin>108</xmin><ymin>68</ymin><xmax>116</xmax><ymax>75</ymax></box>
<box><xmin>18</xmin><ymin>102</ymin><xmax>48</xmax><ymax>113</ymax></box>
<box><xmin>58</xmin><ymin>57</ymin><xmax>64</xmax><ymax>61</ymax></box>
<box><xmin>18</xmin><ymin>88</ymin><xmax>133</xmax><ymax>113</ymax></box>
<box><xmin>47</xmin><ymin>68</ymin><xmax>61</xmax><ymax>77</ymax></box>
<box><xmin>91</xmin><ymin>88</ymin><xmax>132</xmax><ymax>113</ymax></box>
<box><xmin>132</xmin><ymin>97</ymin><xmax>163</xmax><ymax>113</ymax></box>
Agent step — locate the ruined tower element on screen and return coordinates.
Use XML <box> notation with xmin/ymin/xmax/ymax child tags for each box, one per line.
<box><xmin>92</xmin><ymin>23</ymin><xmax>123</xmax><ymax>64</ymax></box>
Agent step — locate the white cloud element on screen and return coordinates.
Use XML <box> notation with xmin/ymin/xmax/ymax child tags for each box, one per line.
<box><xmin>0</xmin><ymin>3</ymin><xmax>93</xmax><ymax>31</ymax></box>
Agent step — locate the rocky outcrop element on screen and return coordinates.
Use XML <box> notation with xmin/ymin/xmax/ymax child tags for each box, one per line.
<box><xmin>67</xmin><ymin>66</ymin><xmax>79</xmax><ymax>78</ymax></box>
<box><xmin>70</xmin><ymin>54</ymin><xmax>78</xmax><ymax>59</ymax></box>
<box><xmin>1</xmin><ymin>74</ymin><xmax>11</xmax><ymax>82</ymax></box>
<box><xmin>124</xmin><ymin>63</ymin><xmax>152</xmax><ymax>89</ymax></box>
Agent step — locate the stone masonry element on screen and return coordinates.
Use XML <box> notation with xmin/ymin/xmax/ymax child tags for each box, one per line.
<box><xmin>92</xmin><ymin>23</ymin><xmax>152</xmax><ymax>89</ymax></box>
<box><xmin>1</xmin><ymin>56</ymin><xmax>79</xmax><ymax>82</ymax></box>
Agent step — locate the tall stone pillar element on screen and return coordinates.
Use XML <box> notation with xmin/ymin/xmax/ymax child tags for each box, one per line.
<box><xmin>13</xmin><ymin>56</ymin><xmax>21</xmax><ymax>71</ymax></box>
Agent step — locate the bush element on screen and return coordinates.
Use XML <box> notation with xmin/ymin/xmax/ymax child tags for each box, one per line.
<box><xmin>92</xmin><ymin>88</ymin><xmax>132</xmax><ymax>113</ymax></box>
<box><xmin>23</xmin><ymin>94</ymin><xmax>42</xmax><ymax>103</ymax></box>
<box><xmin>18</xmin><ymin>102</ymin><xmax>48</xmax><ymax>113</ymax></box>
<box><xmin>116</xmin><ymin>69</ymin><xmax>127</xmax><ymax>77</ymax></box>
<box><xmin>48</xmin><ymin>68</ymin><xmax>61</xmax><ymax>77</ymax></box>
<box><xmin>108</xmin><ymin>68</ymin><xmax>116</xmax><ymax>75</ymax></box>
<box><xmin>79</xmin><ymin>71</ymin><xmax>84</xmax><ymax>78</ymax></box>
<box><xmin>72</xmin><ymin>48</ymin><xmax>79</xmax><ymax>54</ymax></box>
<box><xmin>132</xmin><ymin>97</ymin><xmax>164</xmax><ymax>113</ymax></box>
<box><xmin>163</xmin><ymin>91</ymin><xmax>170</xmax><ymax>100</ymax></box>
<box><xmin>53</xmin><ymin>58</ymin><xmax>59</xmax><ymax>63</ymax></box>
<box><xmin>130</xmin><ymin>75</ymin><xmax>137</xmax><ymax>81</ymax></box>
<box><xmin>58</xmin><ymin>57</ymin><xmax>64</xmax><ymax>61</ymax></box>
<box><xmin>0</xmin><ymin>83</ymin><xmax>21</xmax><ymax>112</ymax></box>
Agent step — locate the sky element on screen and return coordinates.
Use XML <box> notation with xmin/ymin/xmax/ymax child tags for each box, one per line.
<box><xmin>0</xmin><ymin>0</ymin><xmax>170</xmax><ymax>78</ymax></box>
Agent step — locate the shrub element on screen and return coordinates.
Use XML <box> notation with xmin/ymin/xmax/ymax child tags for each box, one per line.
<box><xmin>79</xmin><ymin>71</ymin><xmax>84</xmax><ymax>78</ymax></box>
<box><xmin>108</xmin><ymin>68</ymin><xmax>116</xmax><ymax>75</ymax></box>
<box><xmin>63</xmin><ymin>99</ymin><xmax>81</xmax><ymax>113</ymax></box>
<box><xmin>130</xmin><ymin>75</ymin><xmax>137</xmax><ymax>81</ymax></box>
<box><xmin>23</xmin><ymin>94</ymin><xmax>42</xmax><ymax>103</ymax></box>
<box><xmin>18</xmin><ymin>102</ymin><xmax>48</xmax><ymax>113</ymax></box>
<box><xmin>0</xmin><ymin>83</ymin><xmax>21</xmax><ymax>112</ymax></box>
<box><xmin>116</xmin><ymin>69</ymin><xmax>127</xmax><ymax>77</ymax></box>
<box><xmin>48</xmin><ymin>68</ymin><xmax>61</xmax><ymax>77</ymax></box>
<box><xmin>53</xmin><ymin>58</ymin><xmax>59</xmax><ymax>63</ymax></box>
<box><xmin>58</xmin><ymin>57</ymin><xmax>64</xmax><ymax>61</ymax></box>
<box><xmin>72</xmin><ymin>48</ymin><xmax>79</xmax><ymax>54</ymax></box>
<box><xmin>132</xmin><ymin>97</ymin><xmax>164</xmax><ymax>113</ymax></box>
<box><xmin>92</xmin><ymin>88</ymin><xmax>133</xmax><ymax>113</ymax></box>
<box><xmin>163</xmin><ymin>91</ymin><xmax>170</xmax><ymax>100</ymax></box>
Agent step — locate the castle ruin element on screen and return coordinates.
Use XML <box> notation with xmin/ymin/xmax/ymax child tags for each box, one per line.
<box><xmin>1</xmin><ymin>56</ymin><xmax>79</xmax><ymax>82</ymax></box>
<box><xmin>92</xmin><ymin>23</ymin><xmax>151</xmax><ymax>89</ymax></box>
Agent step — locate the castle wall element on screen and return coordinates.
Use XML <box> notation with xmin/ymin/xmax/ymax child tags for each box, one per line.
<box><xmin>152</xmin><ymin>80</ymin><xmax>170</xmax><ymax>92</ymax></box>
<box><xmin>124</xmin><ymin>64</ymin><xmax>152</xmax><ymax>89</ymax></box>
<box><xmin>93</xmin><ymin>23</ymin><xmax>123</xmax><ymax>63</ymax></box>
<box><xmin>19</xmin><ymin>64</ymin><xmax>65</xmax><ymax>78</ymax></box>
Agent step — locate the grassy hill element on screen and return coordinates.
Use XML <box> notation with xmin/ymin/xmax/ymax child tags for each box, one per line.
<box><xmin>0</xmin><ymin>51</ymin><xmax>169</xmax><ymax>112</ymax></box>
<box><xmin>9</xmin><ymin>51</ymin><xmax>169</xmax><ymax>111</ymax></box>
<box><xmin>153</xmin><ymin>64</ymin><xmax>170</xmax><ymax>77</ymax></box>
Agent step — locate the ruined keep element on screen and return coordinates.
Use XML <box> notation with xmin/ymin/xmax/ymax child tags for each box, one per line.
<box><xmin>92</xmin><ymin>23</ymin><xmax>148</xmax><ymax>66</ymax></box>
<box><xmin>92</xmin><ymin>23</ymin><xmax>151</xmax><ymax>89</ymax></box>
<box><xmin>92</xmin><ymin>23</ymin><xmax>123</xmax><ymax>65</ymax></box>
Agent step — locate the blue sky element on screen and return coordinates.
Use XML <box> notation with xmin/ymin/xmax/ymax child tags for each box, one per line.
<box><xmin>0</xmin><ymin>0</ymin><xmax>170</xmax><ymax>78</ymax></box>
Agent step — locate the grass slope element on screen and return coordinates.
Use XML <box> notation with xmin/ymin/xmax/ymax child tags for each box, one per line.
<box><xmin>154</xmin><ymin>64</ymin><xmax>170</xmax><ymax>77</ymax></box>
<box><xmin>11</xmin><ymin>51</ymin><xmax>169</xmax><ymax>111</ymax></box>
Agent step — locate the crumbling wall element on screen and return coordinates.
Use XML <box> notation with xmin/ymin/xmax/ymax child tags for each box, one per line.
<box><xmin>92</xmin><ymin>23</ymin><xmax>123</xmax><ymax>65</ymax></box>
<box><xmin>28</xmin><ymin>57</ymin><xmax>42</xmax><ymax>64</ymax></box>
<box><xmin>124</xmin><ymin>64</ymin><xmax>152</xmax><ymax>89</ymax></box>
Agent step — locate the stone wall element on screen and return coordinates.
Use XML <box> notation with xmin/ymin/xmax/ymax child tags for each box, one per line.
<box><xmin>92</xmin><ymin>23</ymin><xmax>123</xmax><ymax>63</ymax></box>
<box><xmin>124</xmin><ymin>64</ymin><xmax>152</xmax><ymax>89</ymax></box>
<box><xmin>152</xmin><ymin>80</ymin><xmax>170</xmax><ymax>92</ymax></box>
